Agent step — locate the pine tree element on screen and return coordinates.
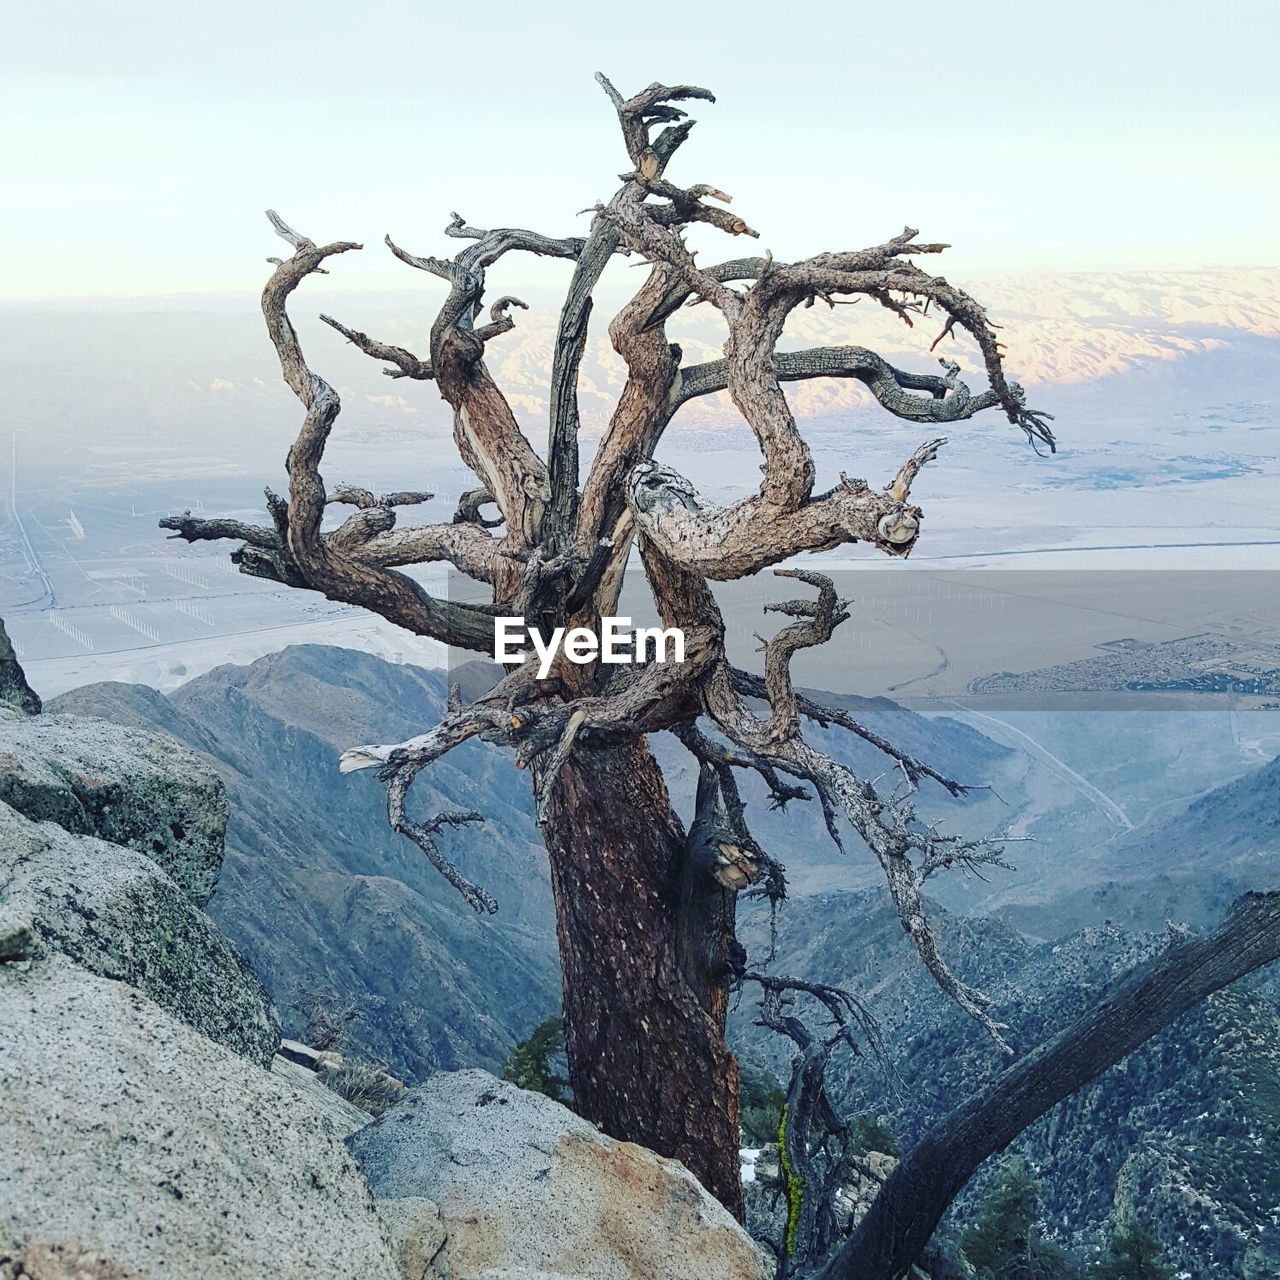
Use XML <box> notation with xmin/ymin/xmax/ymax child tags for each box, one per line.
<box><xmin>1089</xmin><ymin>1217</ymin><xmax>1174</xmax><ymax>1280</ymax></box>
<box><xmin>961</xmin><ymin>1158</ymin><xmax>1080</xmax><ymax>1280</ymax></box>
<box><xmin>501</xmin><ymin>1016</ymin><xmax>569</xmax><ymax>1103</ymax></box>
<box><xmin>738</xmin><ymin>1063</ymin><xmax>787</xmax><ymax>1147</ymax></box>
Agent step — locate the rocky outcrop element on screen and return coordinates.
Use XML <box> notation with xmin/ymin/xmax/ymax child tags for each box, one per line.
<box><xmin>0</xmin><ymin>956</ymin><xmax>398</xmax><ymax>1280</ymax></box>
<box><xmin>0</xmin><ymin>713</ymin><xmax>227</xmax><ymax>905</ymax></box>
<box><xmin>349</xmin><ymin>1069</ymin><xmax>773</xmax><ymax>1280</ymax></box>
<box><xmin>0</xmin><ymin>620</ymin><xmax>40</xmax><ymax>716</ymax></box>
<box><xmin>0</xmin><ymin>640</ymin><xmax>776</xmax><ymax>1280</ymax></box>
<box><xmin>0</xmin><ymin>801</ymin><xmax>279</xmax><ymax>1064</ymax></box>
<box><xmin>270</xmin><ymin>1055</ymin><xmax>374</xmax><ymax>1136</ymax></box>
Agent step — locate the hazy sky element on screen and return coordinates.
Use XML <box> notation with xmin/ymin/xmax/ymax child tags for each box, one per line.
<box><xmin>3</xmin><ymin>0</ymin><xmax>1277</xmax><ymax>300</ymax></box>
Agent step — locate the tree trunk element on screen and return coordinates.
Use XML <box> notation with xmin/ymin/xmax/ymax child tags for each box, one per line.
<box><xmin>540</xmin><ymin>737</ymin><xmax>744</xmax><ymax>1218</ymax></box>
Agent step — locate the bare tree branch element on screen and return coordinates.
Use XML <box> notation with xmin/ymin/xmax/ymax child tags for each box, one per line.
<box><xmin>543</xmin><ymin>215</ymin><xmax>619</xmax><ymax>553</ymax></box>
<box><xmin>159</xmin><ymin>513</ymin><xmax>280</xmax><ymax>549</ymax></box>
<box><xmin>454</xmin><ymin>488</ymin><xmax>504</xmax><ymax>529</ymax></box>
<box><xmin>626</xmin><ymin>441</ymin><xmax>944</xmax><ymax>579</ymax></box>
<box><xmin>340</xmin><ymin>701</ymin><xmax>515</xmax><ymax>912</ymax></box>
<box><xmin>161</xmin><ymin>213</ymin><xmax>496</xmax><ymax>649</ymax></box>
<box><xmin>726</xmin><ymin>668</ymin><xmax>970</xmax><ymax>798</ymax></box>
<box><xmin>318</xmin><ymin>313</ymin><xmax>434</xmax><ymax>380</ymax></box>
<box><xmin>743</xmin><ymin>971</ymin><xmax>891</xmax><ymax>1277</ymax></box>
<box><xmin>758</xmin><ymin>568</ymin><xmax>851</xmax><ymax>742</ymax></box>
<box><xmin>699</xmin><ymin>571</ymin><xmax>1015</xmax><ymax>1050</ymax></box>
<box><xmin>676</xmin><ymin>348</ymin><xmax>1003</xmax><ymax>426</ymax></box>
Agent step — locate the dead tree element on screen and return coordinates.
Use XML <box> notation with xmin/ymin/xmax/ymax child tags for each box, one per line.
<box><xmin>161</xmin><ymin>73</ymin><xmax>1061</xmax><ymax>1217</ymax></box>
<box><xmin>745</xmin><ymin>972</ymin><xmax>893</xmax><ymax>1276</ymax></box>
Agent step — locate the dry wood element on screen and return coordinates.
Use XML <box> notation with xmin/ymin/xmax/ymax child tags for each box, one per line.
<box><xmin>163</xmin><ymin>82</ymin><xmax>1279</xmax><ymax>1258</ymax></box>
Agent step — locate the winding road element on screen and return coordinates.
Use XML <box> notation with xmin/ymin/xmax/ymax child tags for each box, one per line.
<box><xmin>946</xmin><ymin>701</ymin><xmax>1134</xmax><ymax>832</ymax></box>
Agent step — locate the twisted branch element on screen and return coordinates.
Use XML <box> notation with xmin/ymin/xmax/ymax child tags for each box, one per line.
<box><xmin>700</xmin><ymin>571</ymin><xmax>1016</xmax><ymax>1050</ymax></box>
<box><xmin>161</xmin><ymin>212</ymin><xmax>495</xmax><ymax>647</ymax></box>
<box><xmin>318</xmin><ymin>314</ymin><xmax>433</xmax><ymax>380</ymax></box>
<box><xmin>743</xmin><ymin>971</ymin><xmax>891</xmax><ymax>1276</ymax></box>
<box><xmin>758</xmin><ymin>568</ymin><xmax>851</xmax><ymax>741</ymax></box>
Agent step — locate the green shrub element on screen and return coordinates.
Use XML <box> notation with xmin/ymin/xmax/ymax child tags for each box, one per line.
<box><xmin>739</xmin><ymin>1062</ymin><xmax>787</xmax><ymax>1147</ymax></box>
<box><xmin>502</xmin><ymin>1016</ymin><xmax>569</xmax><ymax>1102</ymax></box>
<box><xmin>961</xmin><ymin>1157</ymin><xmax>1080</xmax><ymax>1279</ymax></box>
<box><xmin>1088</xmin><ymin>1217</ymin><xmax>1173</xmax><ymax>1280</ymax></box>
<box><xmin>849</xmin><ymin>1111</ymin><xmax>900</xmax><ymax>1158</ymax></box>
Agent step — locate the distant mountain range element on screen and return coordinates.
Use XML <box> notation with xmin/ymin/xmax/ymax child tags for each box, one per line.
<box><xmin>47</xmin><ymin>645</ymin><xmax>1280</xmax><ymax>1071</ymax></box>
<box><xmin>43</xmin><ymin>644</ymin><xmax>1017</xmax><ymax>1074</ymax></box>
<box><xmin>997</xmin><ymin>751</ymin><xmax>1280</xmax><ymax>940</ymax></box>
<box><xmin>46</xmin><ymin>643</ymin><xmax>1280</xmax><ymax>1275</ymax></box>
<box><xmin>49</xmin><ymin>646</ymin><xmax>558</xmax><ymax>1079</ymax></box>
<box><xmin>5</xmin><ymin>267</ymin><xmax>1277</xmax><ymax>461</ymax></box>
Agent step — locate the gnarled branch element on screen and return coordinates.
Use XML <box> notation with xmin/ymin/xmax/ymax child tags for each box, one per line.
<box><xmin>743</xmin><ymin>971</ymin><xmax>891</xmax><ymax>1276</ymax></box>
<box><xmin>626</xmin><ymin>440</ymin><xmax>945</xmax><ymax>580</ymax></box>
<box><xmin>318</xmin><ymin>314</ymin><xmax>434</xmax><ymax>380</ymax></box>
<box><xmin>162</xmin><ymin>213</ymin><xmax>495</xmax><ymax>649</ymax></box>
<box><xmin>700</xmin><ymin>572</ymin><xmax>1015</xmax><ymax>1050</ymax></box>
<box><xmin>675</xmin><ymin>348</ymin><xmax>1002</xmax><ymax>426</ymax></box>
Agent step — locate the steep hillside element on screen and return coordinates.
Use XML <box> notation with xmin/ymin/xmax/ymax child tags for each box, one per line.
<box><xmin>733</xmin><ymin>890</ymin><xmax>1280</xmax><ymax>1277</ymax></box>
<box><xmin>50</xmin><ymin>647</ymin><xmax>559</xmax><ymax>1079</ymax></box>
<box><xmin>43</xmin><ymin>644</ymin><xmax>1280</xmax><ymax>1274</ymax></box>
<box><xmin>1115</xmin><ymin>751</ymin><xmax>1280</xmax><ymax>880</ymax></box>
<box><xmin>997</xmin><ymin>750</ymin><xmax>1280</xmax><ymax>939</ymax></box>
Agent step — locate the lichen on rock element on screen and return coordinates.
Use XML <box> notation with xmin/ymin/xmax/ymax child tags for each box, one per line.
<box><xmin>0</xmin><ymin>800</ymin><xmax>279</xmax><ymax>1064</ymax></box>
<box><xmin>0</xmin><ymin>714</ymin><xmax>227</xmax><ymax>906</ymax></box>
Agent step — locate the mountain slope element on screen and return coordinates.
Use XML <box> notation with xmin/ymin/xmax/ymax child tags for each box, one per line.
<box><xmin>47</xmin><ymin>644</ymin><xmax>1280</xmax><ymax>1274</ymax></box>
<box><xmin>733</xmin><ymin>890</ymin><xmax>1280</xmax><ymax>1278</ymax></box>
<box><xmin>1115</xmin><ymin>751</ymin><xmax>1280</xmax><ymax>879</ymax></box>
<box><xmin>49</xmin><ymin>644</ymin><xmax>1020</xmax><ymax>1075</ymax></box>
<box><xmin>50</xmin><ymin>646</ymin><xmax>559</xmax><ymax>1079</ymax></box>
<box><xmin>997</xmin><ymin>749</ymin><xmax>1280</xmax><ymax>939</ymax></box>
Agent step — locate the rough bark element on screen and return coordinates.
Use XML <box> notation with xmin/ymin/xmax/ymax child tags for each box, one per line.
<box><xmin>819</xmin><ymin>891</ymin><xmax>1280</xmax><ymax>1280</ymax></box>
<box><xmin>160</xmin><ymin>74</ymin><xmax>1061</xmax><ymax>1228</ymax></box>
<box><xmin>540</xmin><ymin>739</ymin><xmax>744</xmax><ymax>1219</ymax></box>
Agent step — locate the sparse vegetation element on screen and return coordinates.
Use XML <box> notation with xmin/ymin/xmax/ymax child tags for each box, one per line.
<box><xmin>290</xmin><ymin>982</ymin><xmax>361</xmax><ymax>1052</ymax></box>
<box><xmin>319</xmin><ymin>1056</ymin><xmax>405</xmax><ymax>1117</ymax></box>
<box><xmin>502</xmin><ymin>1016</ymin><xmax>569</xmax><ymax>1103</ymax></box>
<box><xmin>848</xmin><ymin>1112</ymin><xmax>900</xmax><ymax>1160</ymax></box>
<box><xmin>739</xmin><ymin>1063</ymin><xmax>787</xmax><ymax>1147</ymax></box>
<box><xmin>960</xmin><ymin>1157</ymin><xmax>1079</xmax><ymax>1280</ymax></box>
